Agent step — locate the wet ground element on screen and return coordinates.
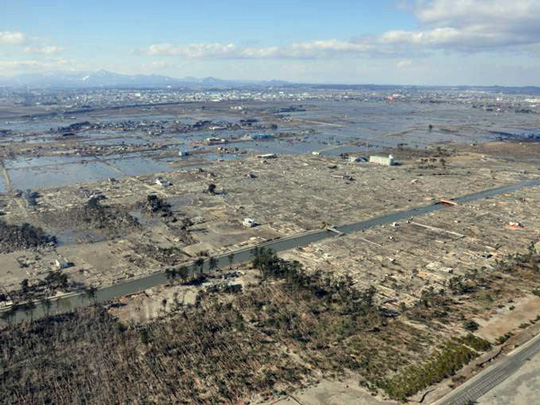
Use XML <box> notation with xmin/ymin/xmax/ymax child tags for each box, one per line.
<box><xmin>1</xmin><ymin>99</ymin><xmax>538</xmax><ymax>190</ymax></box>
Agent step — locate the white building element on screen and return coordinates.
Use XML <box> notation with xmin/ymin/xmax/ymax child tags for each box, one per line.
<box><xmin>155</xmin><ymin>177</ymin><xmax>172</xmax><ymax>187</ymax></box>
<box><xmin>369</xmin><ymin>154</ymin><xmax>395</xmax><ymax>166</ymax></box>
<box><xmin>55</xmin><ymin>258</ymin><xmax>73</xmax><ymax>270</ymax></box>
<box><xmin>205</xmin><ymin>137</ymin><xmax>226</xmax><ymax>145</ymax></box>
<box><xmin>256</xmin><ymin>153</ymin><xmax>277</xmax><ymax>159</ymax></box>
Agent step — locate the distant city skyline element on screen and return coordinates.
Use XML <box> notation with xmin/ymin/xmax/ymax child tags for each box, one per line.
<box><xmin>1</xmin><ymin>0</ymin><xmax>540</xmax><ymax>86</ymax></box>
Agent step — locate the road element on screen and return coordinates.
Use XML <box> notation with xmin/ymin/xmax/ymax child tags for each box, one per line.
<box><xmin>3</xmin><ymin>176</ymin><xmax>540</xmax><ymax>323</ymax></box>
<box><xmin>434</xmin><ymin>333</ymin><xmax>540</xmax><ymax>405</ymax></box>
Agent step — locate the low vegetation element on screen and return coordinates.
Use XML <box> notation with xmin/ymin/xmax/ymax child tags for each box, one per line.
<box><xmin>40</xmin><ymin>196</ymin><xmax>139</xmax><ymax>237</ymax></box>
<box><xmin>0</xmin><ymin>249</ymin><xmax>431</xmax><ymax>403</ymax></box>
<box><xmin>1</xmin><ymin>246</ymin><xmax>539</xmax><ymax>403</ymax></box>
<box><xmin>0</xmin><ymin>307</ymin><xmax>307</xmax><ymax>404</ymax></box>
<box><xmin>382</xmin><ymin>340</ymin><xmax>485</xmax><ymax>401</ymax></box>
<box><xmin>0</xmin><ymin>221</ymin><xmax>56</xmax><ymax>253</ymax></box>
<box><xmin>143</xmin><ymin>194</ymin><xmax>173</xmax><ymax>218</ymax></box>
<box><xmin>0</xmin><ymin>270</ymin><xmax>83</xmax><ymax>313</ymax></box>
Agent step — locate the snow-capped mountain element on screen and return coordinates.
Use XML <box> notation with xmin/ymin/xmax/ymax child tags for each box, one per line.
<box><xmin>0</xmin><ymin>70</ymin><xmax>289</xmax><ymax>88</ymax></box>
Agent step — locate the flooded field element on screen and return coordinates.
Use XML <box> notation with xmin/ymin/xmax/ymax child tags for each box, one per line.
<box><xmin>0</xmin><ymin>98</ymin><xmax>538</xmax><ymax>190</ymax></box>
<box><xmin>55</xmin><ymin>228</ymin><xmax>107</xmax><ymax>246</ymax></box>
<box><xmin>6</xmin><ymin>155</ymin><xmax>90</xmax><ymax>168</ymax></box>
<box><xmin>8</xmin><ymin>161</ymin><xmax>119</xmax><ymax>189</ymax></box>
<box><xmin>0</xmin><ymin>175</ymin><xmax>6</xmax><ymax>193</ymax></box>
<box><xmin>108</xmin><ymin>156</ymin><xmax>175</xmax><ymax>176</ymax></box>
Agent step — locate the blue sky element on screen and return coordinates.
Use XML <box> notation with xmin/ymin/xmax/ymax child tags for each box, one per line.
<box><xmin>1</xmin><ymin>0</ymin><xmax>540</xmax><ymax>85</ymax></box>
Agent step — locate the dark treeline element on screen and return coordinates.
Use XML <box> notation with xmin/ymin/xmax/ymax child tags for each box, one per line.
<box><xmin>0</xmin><ymin>221</ymin><xmax>55</xmax><ymax>253</ymax></box>
<box><xmin>0</xmin><ymin>247</ymin><xmax>495</xmax><ymax>404</ymax></box>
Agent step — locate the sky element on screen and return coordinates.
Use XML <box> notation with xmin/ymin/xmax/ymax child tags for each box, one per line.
<box><xmin>1</xmin><ymin>0</ymin><xmax>540</xmax><ymax>85</ymax></box>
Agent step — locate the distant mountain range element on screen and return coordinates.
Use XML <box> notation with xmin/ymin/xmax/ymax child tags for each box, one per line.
<box><xmin>0</xmin><ymin>70</ymin><xmax>290</xmax><ymax>89</ymax></box>
<box><xmin>1</xmin><ymin>70</ymin><xmax>539</xmax><ymax>95</ymax></box>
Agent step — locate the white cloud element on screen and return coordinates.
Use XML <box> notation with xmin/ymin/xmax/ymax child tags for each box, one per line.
<box><xmin>0</xmin><ymin>31</ymin><xmax>25</xmax><ymax>45</ymax></box>
<box><xmin>143</xmin><ymin>0</ymin><xmax>540</xmax><ymax>60</ymax></box>
<box><xmin>0</xmin><ymin>59</ymin><xmax>70</xmax><ymax>75</ymax></box>
<box><xmin>415</xmin><ymin>0</ymin><xmax>540</xmax><ymax>27</ymax></box>
<box><xmin>144</xmin><ymin>40</ymin><xmax>377</xmax><ymax>59</ymax></box>
<box><xmin>379</xmin><ymin>26</ymin><xmax>520</xmax><ymax>51</ymax></box>
<box><xmin>23</xmin><ymin>46</ymin><xmax>64</xmax><ymax>54</ymax></box>
<box><xmin>396</xmin><ymin>60</ymin><xmax>413</xmax><ymax>69</ymax></box>
<box><xmin>147</xmin><ymin>43</ymin><xmax>243</xmax><ymax>58</ymax></box>
<box><xmin>0</xmin><ymin>60</ymin><xmax>41</xmax><ymax>69</ymax></box>
<box><xmin>381</xmin><ymin>28</ymin><xmax>461</xmax><ymax>46</ymax></box>
<box><xmin>0</xmin><ymin>31</ymin><xmax>65</xmax><ymax>56</ymax></box>
<box><xmin>405</xmin><ymin>0</ymin><xmax>540</xmax><ymax>50</ymax></box>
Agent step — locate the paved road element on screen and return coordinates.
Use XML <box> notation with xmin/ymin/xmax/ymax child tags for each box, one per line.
<box><xmin>3</xmin><ymin>176</ymin><xmax>540</xmax><ymax>323</ymax></box>
<box><xmin>434</xmin><ymin>333</ymin><xmax>540</xmax><ymax>405</ymax></box>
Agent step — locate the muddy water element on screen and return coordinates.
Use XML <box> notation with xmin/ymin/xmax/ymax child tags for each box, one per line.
<box><xmin>9</xmin><ymin>162</ymin><xmax>119</xmax><ymax>189</ymax></box>
<box><xmin>55</xmin><ymin>229</ymin><xmax>107</xmax><ymax>246</ymax></box>
<box><xmin>108</xmin><ymin>157</ymin><xmax>175</xmax><ymax>176</ymax></box>
<box><xmin>6</xmin><ymin>155</ymin><xmax>90</xmax><ymax>168</ymax></box>
<box><xmin>3</xmin><ymin>99</ymin><xmax>538</xmax><ymax>191</ymax></box>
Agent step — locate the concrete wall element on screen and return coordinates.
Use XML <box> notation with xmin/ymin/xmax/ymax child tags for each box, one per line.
<box><xmin>369</xmin><ymin>154</ymin><xmax>394</xmax><ymax>166</ymax></box>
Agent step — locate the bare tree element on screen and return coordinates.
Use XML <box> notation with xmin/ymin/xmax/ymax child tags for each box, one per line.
<box><xmin>23</xmin><ymin>301</ymin><xmax>36</xmax><ymax>322</ymax></box>
<box><xmin>85</xmin><ymin>286</ymin><xmax>98</xmax><ymax>305</ymax></box>
<box><xmin>41</xmin><ymin>299</ymin><xmax>52</xmax><ymax>318</ymax></box>
<box><xmin>178</xmin><ymin>266</ymin><xmax>189</xmax><ymax>282</ymax></box>
<box><xmin>194</xmin><ymin>258</ymin><xmax>205</xmax><ymax>275</ymax></box>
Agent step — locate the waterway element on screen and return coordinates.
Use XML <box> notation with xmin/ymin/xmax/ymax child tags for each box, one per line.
<box><xmin>4</xmin><ymin>176</ymin><xmax>540</xmax><ymax>323</ymax></box>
